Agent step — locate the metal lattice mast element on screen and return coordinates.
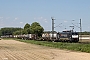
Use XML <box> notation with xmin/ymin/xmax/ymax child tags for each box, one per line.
<box><xmin>80</xmin><ymin>19</ymin><xmax>82</xmax><ymax>40</ymax></box>
<box><xmin>51</xmin><ymin>17</ymin><xmax>55</xmax><ymax>40</ymax></box>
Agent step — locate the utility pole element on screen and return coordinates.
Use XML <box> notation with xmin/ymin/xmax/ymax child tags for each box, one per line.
<box><xmin>20</xmin><ymin>27</ymin><xmax>22</xmax><ymax>36</ymax></box>
<box><xmin>51</xmin><ymin>17</ymin><xmax>55</xmax><ymax>41</ymax></box>
<box><xmin>80</xmin><ymin>19</ymin><xmax>82</xmax><ymax>40</ymax></box>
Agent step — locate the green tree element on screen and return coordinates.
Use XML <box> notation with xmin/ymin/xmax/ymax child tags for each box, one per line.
<box><xmin>22</xmin><ymin>29</ymin><xmax>28</xmax><ymax>34</ymax></box>
<box><xmin>24</xmin><ymin>23</ymin><xmax>30</xmax><ymax>30</ymax></box>
<box><xmin>1</xmin><ymin>27</ymin><xmax>22</xmax><ymax>35</ymax></box>
<box><xmin>0</xmin><ymin>29</ymin><xmax>2</xmax><ymax>37</ymax></box>
<box><xmin>24</xmin><ymin>23</ymin><xmax>31</xmax><ymax>34</ymax></box>
<box><xmin>13</xmin><ymin>30</ymin><xmax>21</xmax><ymax>35</ymax></box>
<box><xmin>31</xmin><ymin>22</ymin><xmax>44</xmax><ymax>36</ymax></box>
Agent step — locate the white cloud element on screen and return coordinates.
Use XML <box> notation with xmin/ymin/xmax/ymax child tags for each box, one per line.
<box><xmin>39</xmin><ymin>17</ymin><xmax>43</xmax><ymax>19</ymax></box>
<box><xmin>64</xmin><ymin>21</ymin><xmax>68</xmax><ymax>23</ymax></box>
<box><xmin>0</xmin><ymin>17</ymin><xmax>3</xmax><ymax>21</ymax></box>
<box><xmin>34</xmin><ymin>17</ymin><xmax>48</xmax><ymax>23</ymax></box>
<box><xmin>34</xmin><ymin>17</ymin><xmax>43</xmax><ymax>20</ymax></box>
<box><xmin>15</xmin><ymin>17</ymin><xmax>18</xmax><ymax>20</ymax></box>
<box><xmin>44</xmin><ymin>19</ymin><xmax>48</xmax><ymax>23</ymax></box>
<box><xmin>45</xmin><ymin>20</ymin><xmax>48</xmax><ymax>23</ymax></box>
<box><xmin>34</xmin><ymin>18</ymin><xmax>36</xmax><ymax>20</ymax></box>
<box><xmin>20</xmin><ymin>22</ymin><xmax>23</xmax><ymax>24</ymax></box>
<box><xmin>0</xmin><ymin>17</ymin><xmax>3</xmax><ymax>19</ymax></box>
<box><xmin>44</xmin><ymin>19</ymin><xmax>47</xmax><ymax>21</ymax></box>
<box><xmin>88</xmin><ymin>27</ymin><xmax>90</xmax><ymax>28</ymax></box>
<box><xmin>6</xmin><ymin>17</ymin><xmax>10</xmax><ymax>19</ymax></box>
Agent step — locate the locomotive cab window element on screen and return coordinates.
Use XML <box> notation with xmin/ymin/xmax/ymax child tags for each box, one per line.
<box><xmin>72</xmin><ymin>33</ymin><xmax>78</xmax><ymax>35</ymax></box>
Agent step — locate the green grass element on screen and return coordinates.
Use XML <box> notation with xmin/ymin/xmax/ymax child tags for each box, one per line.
<box><xmin>2</xmin><ymin>38</ymin><xmax>16</xmax><ymax>40</ymax></box>
<box><xmin>14</xmin><ymin>39</ymin><xmax>90</xmax><ymax>53</ymax></box>
<box><xmin>2</xmin><ymin>38</ymin><xmax>90</xmax><ymax>53</ymax></box>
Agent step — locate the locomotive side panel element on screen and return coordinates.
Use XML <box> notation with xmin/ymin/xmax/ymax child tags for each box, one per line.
<box><xmin>59</xmin><ymin>32</ymin><xmax>70</xmax><ymax>41</ymax></box>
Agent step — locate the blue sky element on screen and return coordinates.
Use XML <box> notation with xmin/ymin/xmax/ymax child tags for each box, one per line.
<box><xmin>0</xmin><ymin>0</ymin><xmax>90</xmax><ymax>32</ymax></box>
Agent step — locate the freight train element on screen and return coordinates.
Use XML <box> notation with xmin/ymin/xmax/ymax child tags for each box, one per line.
<box><xmin>1</xmin><ymin>30</ymin><xmax>79</xmax><ymax>42</ymax></box>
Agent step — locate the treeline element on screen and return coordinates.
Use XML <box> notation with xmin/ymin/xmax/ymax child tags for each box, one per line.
<box><xmin>0</xmin><ymin>27</ymin><xmax>22</xmax><ymax>36</ymax></box>
<box><xmin>0</xmin><ymin>22</ymin><xmax>44</xmax><ymax>37</ymax></box>
<box><xmin>79</xmin><ymin>31</ymin><xmax>90</xmax><ymax>35</ymax></box>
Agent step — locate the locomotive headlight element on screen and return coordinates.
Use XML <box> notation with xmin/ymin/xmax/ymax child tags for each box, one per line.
<box><xmin>72</xmin><ymin>35</ymin><xmax>78</xmax><ymax>38</ymax></box>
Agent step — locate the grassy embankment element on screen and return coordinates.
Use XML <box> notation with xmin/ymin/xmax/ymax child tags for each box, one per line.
<box><xmin>16</xmin><ymin>39</ymin><xmax>90</xmax><ymax>53</ymax></box>
<box><xmin>2</xmin><ymin>38</ymin><xmax>90</xmax><ymax>53</ymax></box>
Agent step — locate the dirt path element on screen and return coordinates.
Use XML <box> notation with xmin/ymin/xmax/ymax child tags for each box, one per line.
<box><xmin>0</xmin><ymin>40</ymin><xmax>90</xmax><ymax>60</ymax></box>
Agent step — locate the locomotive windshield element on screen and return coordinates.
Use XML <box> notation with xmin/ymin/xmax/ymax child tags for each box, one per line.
<box><xmin>72</xmin><ymin>32</ymin><xmax>78</xmax><ymax>35</ymax></box>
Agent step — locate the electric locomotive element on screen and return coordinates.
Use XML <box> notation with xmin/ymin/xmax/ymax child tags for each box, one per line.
<box><xmin>58</xmin><ymin>30</ymin><xmax>79</xmax><ymax>42</ymax></box>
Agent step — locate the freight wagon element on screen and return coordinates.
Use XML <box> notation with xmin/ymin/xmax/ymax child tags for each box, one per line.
<box><xmin>16</xmin><ymin>34</ymin><xmax>37</xmax><ymax>40</ymax></box>
<box><xmin>42</xmin><ymin>32</ymin><xmax>58</xmax><ymax>41</ymax></box>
